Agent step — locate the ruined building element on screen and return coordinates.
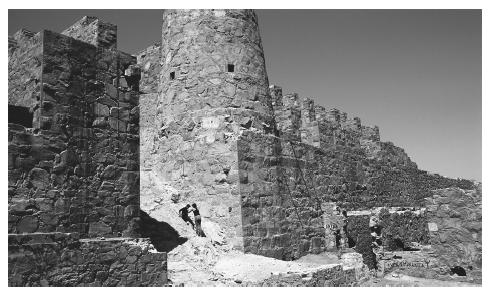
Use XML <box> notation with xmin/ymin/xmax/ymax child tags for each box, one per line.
<box><xmin>9</xmin><ymin>10</ymin><xmax>481</xmax><ymax>286</ymax></box>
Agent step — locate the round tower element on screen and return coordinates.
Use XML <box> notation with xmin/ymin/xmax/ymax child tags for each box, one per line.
<box><xmin>157</xmin><ymin>9</ymin><xmax>274</xmax><ymax>131</ymax></box>
<box><xmin>146</xmin><ymin>10</ymin><xmax>275</xmax><ymax>249</ymax></box>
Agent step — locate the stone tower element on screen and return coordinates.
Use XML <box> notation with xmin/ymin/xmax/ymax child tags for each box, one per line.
<box><xmin>158</xmin><ymin>9</ymin><xmax>274</xmax><ymax>124</ymax></box>
<box><xmin>141</xmin><ymin>10</ymin><xmax>275</xmax><ymax>249</ymax></box>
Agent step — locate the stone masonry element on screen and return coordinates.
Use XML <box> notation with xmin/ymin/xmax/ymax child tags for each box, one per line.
<box><xmin>8</xmin><ymin>16</ymin><xmax>167</xmax><ymax>286</ymax></box>
<box><xmin>9</xmin><ymin>10</ymin><xmax>481</xmax><ymax>286</ymax></box>
<box><xmin>139</xmin><ymin>10</ymin><xmax>480</xmax><ymax>260</ymax></box>
<box><xmin>138</xmin><ymin>9</ymin><xmax>480</xmax><ymax>279</ymax></box>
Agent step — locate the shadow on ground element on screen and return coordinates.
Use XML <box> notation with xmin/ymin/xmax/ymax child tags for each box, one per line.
<box><xmin>139</xmin><ymin>210</ymin><xmax>188</xmax><ymax>252</ymax></box>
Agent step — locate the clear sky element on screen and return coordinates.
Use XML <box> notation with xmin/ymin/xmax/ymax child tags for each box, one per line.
<box><xmin>8</xmin><ymin>9</ymin><xmax>481</xmax><ymax>181</ymax></box>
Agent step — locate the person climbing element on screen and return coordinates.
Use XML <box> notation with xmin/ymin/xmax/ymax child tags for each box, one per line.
<box><xmin>192</xmin><ymin>203</ymin><xmax>204</xmax><ymax>237</ymax></box>
<box><xmin>179</xmin><ymin>204</ymin><xmax>195</xmax><ymax>229</ymax></box>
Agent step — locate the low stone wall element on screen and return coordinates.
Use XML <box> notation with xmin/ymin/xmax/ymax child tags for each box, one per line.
<box><xmin>373</xmin><ymin>187</ymin><xmax>482</xmax><ymax>284</ymax></box>
<box><xmin>8</xmin><ymin>233</ymin><xmax>167</xmax><ymax>287</ymax></box>
<box><xmin>377</xmin><ymin>250</ymin><xmax>432</xmax><ymax>277</ymax></box>
<box><xmin>247</xmin><ymin>263</ymin><xmax>368</xmax><ymax>287</ymax></box>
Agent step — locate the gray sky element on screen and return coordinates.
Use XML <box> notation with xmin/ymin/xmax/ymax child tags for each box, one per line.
<box><xmin>9</xmin><ymin>9</ymin><xmax>481</xmax><ymax>181</ymax></box>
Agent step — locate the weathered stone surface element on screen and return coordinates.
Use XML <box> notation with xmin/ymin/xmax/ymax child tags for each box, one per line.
<box><xmin>8</xmin><ymin>234</ymin><xmax>167</xmax><ymax>287</ymax></box>
<box><xmin>9</xmin><ymin>9</ymin><xmax>481</xmax><ymax>287</ymax></box>
<box><xmin>424</xmin><ymin>187</ymin><xmax>482</xmax><ymax>282</ymax></box>
<box><xmin>28</xmin><ymin>167</ymin><xmax>50</xmax><ymax>189</ymax></box>
<box><xmin>9</xmin><ymin>19</ymin><xmax>141</xmax><ymax>239</ymax></box>
<box><xmin>17</xmin><ymin>215</ymin><xmax>39</xmax><ymax>233</ymax></box>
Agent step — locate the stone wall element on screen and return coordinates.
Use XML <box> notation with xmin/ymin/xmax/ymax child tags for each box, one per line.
<box><xmin>8</xmin><ymin>233</ymin><xmax>167</xmax><ymax>287</ymax></box>
<box><xmin>424</xmin><ymin>187</ymin><xmax>482</xmax><ymax>282</ymax></box>
<box><xmin>138</xmin><ymin>9</ymin><xmax>477</xmax><ymax>263</ymax></box>
<box><xmin>139</xmin><ymin>9</ymin><xmax>277</xmax><ymax>249</ymax></box>
<box><xmin>8</xmin><ymin>29</ymin><xmax>141</xmax><ymax>238</ymax></box>
<box><xmin>345</xmin><ymin>215</ymin><xmax>377</xmax><ymax>269</ymax></box>
<box><xmin>237</xmin><ymin>127</ymin><xmax>476</xmax><ymax>261</ymax></box>
<box><xmin>248</xmin><ymin>264</ymin><xmax>366</xmax><ymax>287</ymax></box>
<box><xmin>376</xmin><ymin>208</ymin><xmax>429</xmax><ymax>250</ymax></box>
<box><xmin>8</xmin><ymin>29</ymin><xmax>43</xmax><ymax>112</ymax></box>
<box><xmin>137</xmin><ymin>43</ymin><xmax>161</xmax><ymax>94</ymax></box>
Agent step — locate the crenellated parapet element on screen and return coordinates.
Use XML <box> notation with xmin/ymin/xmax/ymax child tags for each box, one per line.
<box><xmin>270</xmin><ymin>85</ymin><xmax>381</xmax><ymax>151</ymax></box>
<box><xmin>271</xmin><ymin>86</ymin><xmax>301</xmax><ymax>142</ymax></box>
<box><xmin>300</xmin><ymin>97</ymin><xmax>320</xmax><ymax>147</ymax></box>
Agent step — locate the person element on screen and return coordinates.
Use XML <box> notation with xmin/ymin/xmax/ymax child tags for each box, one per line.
<box><xmin>179</xmin><ymin>204</ymin><xmax>194</xmax><ymax>229</ymax></box>
<box><xmin>192</xmin><ymin>203</ymin><xmax>204</xmax><ymax>237</ymax></box>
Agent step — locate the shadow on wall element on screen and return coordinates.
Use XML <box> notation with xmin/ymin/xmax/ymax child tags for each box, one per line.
<box><xmin>139</xmin><ymin>210</ymin><xmax>188</xmax><ymax>252</ymax></box>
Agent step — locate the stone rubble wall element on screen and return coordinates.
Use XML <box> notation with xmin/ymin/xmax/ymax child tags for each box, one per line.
<box><xmin>247</xmin><ymin>263</ymin><xmax>367</xmax><ymax>287</ymax></box>
<box><xmin>375</xmin><ymin>207</ymin><xmax>429</xmax><ymax>250</ymax></box>
<box><xmin>347</xmin><ymin>207</ymin><xmax>430</xmax><ymax>250</ymax></box>
<box><xmin>237</xmin><ymin>129</ymin><xmax>476</xmax><ymax>261</ymax></box>
<box><xmin>8</xmin><ymin>233</ymin><xmax>167</xmax><ymax>287</ymax></box>
<box><xmin>8</xmin><ymin>28</ymin><xmax>141</xmax><ymax>238</ymax></box>
<box><xmin>424</xmin><ymin>187</ymin><xmax>482</xmax><ymax>283</ymax></box>
<box><xmin>359</xmin><ymin>187</ymin><xmax>482</xmax><ymax>284</ymax></box>
<box><xmin>8</xmin><ymin>29</ymin><xmax>43</xmax><ymax>112</ymax></box>
<box><xmin>376</xmin><ymin>249</ymin><xmax>434</xmax><ymax>277</ymax></box>
<box><xmin>345</xmin><ymin>215</ymin><xmax>377</xmax><ymax>269</ymax></box>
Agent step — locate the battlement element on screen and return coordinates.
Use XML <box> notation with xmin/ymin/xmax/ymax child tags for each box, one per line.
<box><xmin>270</xmin><ymin>85</ymin><xmax>381</xmax><ymax>150</ymax></box>
<box><xmin>61</xmin><ymin>16</ymin><xmax>117</xmax><ymax>49</ymax></box>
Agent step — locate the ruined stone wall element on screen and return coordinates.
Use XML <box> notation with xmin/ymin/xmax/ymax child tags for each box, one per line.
<box><xmin>424</xmin><ymin>187</ymin><xmax>482</xmax><ymax>282</ymax></box>
<box><xmin>237</xmin><ymin>121</ymin><xmax>476</xmax><ymax>261</ymax></box>
<box><xmin>8</xmin><ymin>233</ymin><xmax>167</xmax><ymax>287</ymax></box>
<box><xmin>8</xmin><ymin>29</ymin><xmax>141</xmax><ymax>238</ymax></box>
<box><xmin>248</xmin><ymin>263</ymin><xmax>367</xmax><ymax>287</ymax></box>
<box><xmin>376</xmin><ymin>208</ymin><xmax>429</xmax><ymax>250</ymax></box>
<box><xmin>8</xmin><ymin>29</ymin><xmax>43</xmax><ymax>113</ymax></box>
<box><xmin>345</xmin><ymin>215</ymin><xmax>377</xmax><ymax>269</ymax></box>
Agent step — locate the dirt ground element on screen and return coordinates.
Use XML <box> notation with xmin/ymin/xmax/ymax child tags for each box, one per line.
<box><xmin>212</xmin><ymin>251</ymin><xmax>342</xmax><ymax>283</ymax></box>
